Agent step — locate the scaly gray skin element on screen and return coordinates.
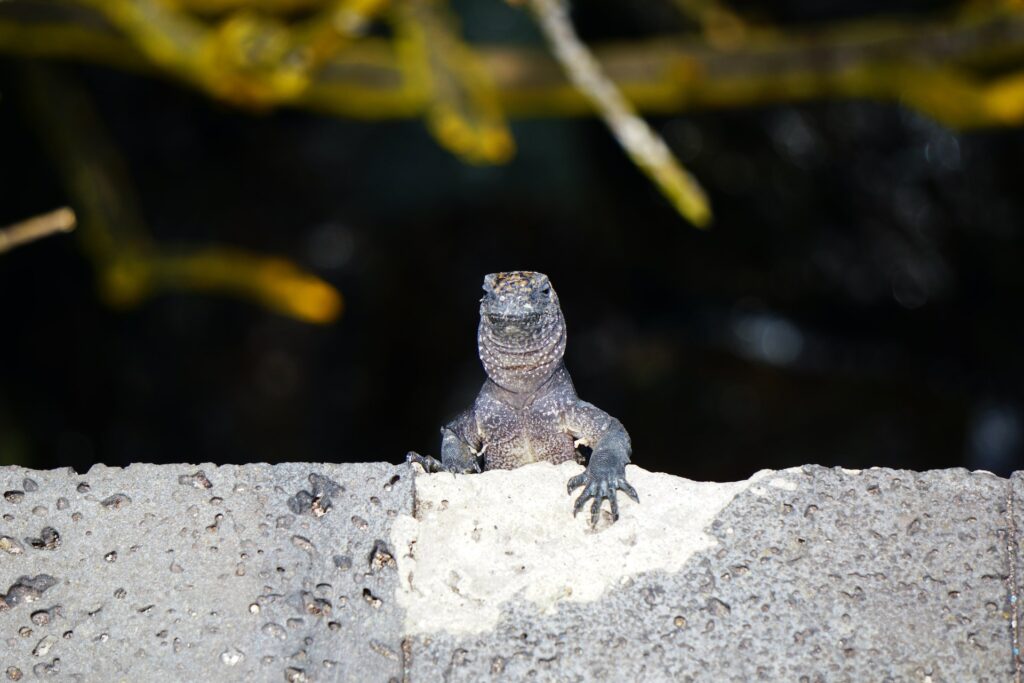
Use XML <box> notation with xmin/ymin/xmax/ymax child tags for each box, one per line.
<box><xmin>407</xmin><ymin>271</ymin><xmax>639</xmax><ymax>525</ymax></box>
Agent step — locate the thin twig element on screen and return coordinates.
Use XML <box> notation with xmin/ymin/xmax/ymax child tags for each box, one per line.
<box><xmin>525</xmin><ymin>0</ymin><xmax>711</xmax><ymax>227</ymax></box>
<box><xmin>0</xmin><ymin>207</ymin><xmax>76</xmax><ymax>254</ymax></box>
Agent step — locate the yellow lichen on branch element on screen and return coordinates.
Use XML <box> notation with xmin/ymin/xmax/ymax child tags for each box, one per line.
<box><xmin>23</xmin><ymin>64</ymin><xmax>342</xmax><ymax>324</ymax></box>
<box><xmin>670</xmin><ymin>0</ymin><xmax>751</xmax><ymax>48</ymax></box>
<box><xmin>392</xmin><ymin>0</ymin><xmax>514</xmax><ymax>164</ymax></box>
<box><xmin>9</xmin><ymin>4</ymin><xmax>1024</xmax><ymax>128</ymax></box>
<box><xmin>7</xmin><ymin>2</ymin><xmax>1024</xmax><ymax>227</ymax></box>
<box><xmin>79</xmin><ymin>0</ymin><xmax>387</xmax><ymax>106</ymax></box>
<box><xmin>117</xmin><ymin>248</ymin><xmax>343</xmax><ymax>323</ymax></box>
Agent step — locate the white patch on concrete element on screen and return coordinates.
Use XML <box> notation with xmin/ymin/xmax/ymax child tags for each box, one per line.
<box><xmin>769</xmin><ymin>477</ymin><xmax>797</xmax><ymax>491</ymax></box>
<box><xmin>391</xmin><ymin>462</ymin><xmax>772</xmax><ymax>636</ymax></box>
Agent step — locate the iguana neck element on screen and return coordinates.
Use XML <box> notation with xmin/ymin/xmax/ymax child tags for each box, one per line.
<box><xmin>478</xmin><ymin>313</ymin><xmax>567</xmax><ymax>394</ymax></box>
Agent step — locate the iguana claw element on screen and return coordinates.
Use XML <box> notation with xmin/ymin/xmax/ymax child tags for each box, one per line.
<box><xmin>567</xmin><ymin>462</ymin><xmax>639</xmax><ymax>526</ymax></box>
<box><xmin>406</xmin><ymin>451</ymin><xmax>481</xmax><ymax>474</ymax></box>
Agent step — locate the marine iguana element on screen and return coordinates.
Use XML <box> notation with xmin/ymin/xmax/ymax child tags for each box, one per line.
<box><xmin>407</xmin><ymin>271</ymin><xmax>639</xmax><ymax>525</ymax></box>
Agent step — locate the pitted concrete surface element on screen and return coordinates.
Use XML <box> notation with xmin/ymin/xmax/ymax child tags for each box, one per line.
<box><xmin>403</xmin><ymin>465</ymin><xmax>1017</xmax><ymax>682</ymax></box>
<box><xmin>391</xmin><ymin>463</ymin><xmax>783</xmax><ymax>635</ymax></box>
<box><xmin>0</xmin><ymin>462</ymin><xmax>411</xmax><ymax>682</ymax></box>
<box><xmin>1</xmin><ymin>461</ymin><xmax>1019</xmax><ymax>682</ymax></box>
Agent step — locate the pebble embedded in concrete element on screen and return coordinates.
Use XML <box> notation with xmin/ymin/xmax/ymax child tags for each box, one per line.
<box><xmin>1</xmin><ymin>460</ymin><xmax>1018</xmax><ymax>681</ymax></box>
<box><xmin>400</xmin><ymin>462</ymin><xmax>1018</xmax><ymax>681</ymax></box>
<box><xmin>0</xmin><ymin>462</ymin><xmax>411</xmax><ymax>682</ymax></box>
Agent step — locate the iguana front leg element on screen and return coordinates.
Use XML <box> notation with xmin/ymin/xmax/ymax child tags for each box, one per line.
<box><xmin>563</xmin><ymin>401</ymin><xmax>639</xmax><ymax>525</ymax></box>
<box><xmin>407</xmin><ymin>409</ymin><xmax>483</xmax><ymax>474</ymax></box>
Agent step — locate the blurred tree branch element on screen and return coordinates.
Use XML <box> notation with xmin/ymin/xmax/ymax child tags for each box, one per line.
<box><xmin>527</xmin><ymin>0</ymin><xmax>710</xmax><ymax>226</ymax></box>
<box><xmin>22</xmin><ymin>65</ymin><xmax>342</xmax><ymax>323</ymax></box>
<box><xmin>5</xmin><ymin>2</ymin><xmax>1024</xmax><ymax>128</ymax></box>
<box><xmin>391</xmin><ymin>0</ymin><xmax>514</xmax><ymax>164</ymax></box>
<box><xmin>670</xmin><ymin>0</ymin><xmax>750</xmax><ymax>48</ymax></box>
<box><xmin>72</xmin><ymin>0</ymin><xmax>388</xmax><ymax>105</ymax></box>
<box><xmin>5</xmin><ymin>1</ymin><xmax>1024</xmax><ymax>227</ymax></box>
<box><xmin>0</xmin><ymin>207</ymin><xmax>76</xmax><ymax>254</ymax></box>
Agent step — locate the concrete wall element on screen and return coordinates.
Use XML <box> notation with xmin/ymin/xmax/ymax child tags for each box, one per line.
<box><xmin>0</xmin><ymin>460</ymin><xmax>1018</xmax><ymax>681</ymax></box>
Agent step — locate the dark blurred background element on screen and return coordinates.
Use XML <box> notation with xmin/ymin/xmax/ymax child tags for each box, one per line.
<box><xmin>1</xmin><ymin>0</ymin><xmax>1023</xmax><ymax>481</ymax></box>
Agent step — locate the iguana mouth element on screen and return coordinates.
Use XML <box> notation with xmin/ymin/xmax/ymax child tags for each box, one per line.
<box><xmin>484</xmin><ymin>313</ymin><xmax>544</xmax><ymax>333</ymax></box>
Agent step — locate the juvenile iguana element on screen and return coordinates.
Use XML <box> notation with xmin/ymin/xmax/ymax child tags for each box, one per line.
<box><xmin>407</xmin><ymin>271</ymin><xmax>639</xmax><ymax>525</ymax></box>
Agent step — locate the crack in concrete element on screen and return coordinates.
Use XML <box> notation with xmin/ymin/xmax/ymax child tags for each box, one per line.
<box><xmin>404</xmin><ymin>462</ymin><xmax>420</xmax><ymax>683</ymax></box>
<box><xmin>1005</xmin><ymin>479</ymin><xmax>1022</xmax><ymax>683</ymax></box>
<box><xmin>401</xmin><ymin>637</ymin><xmax>413</xmax><ymax>683</ymax></box>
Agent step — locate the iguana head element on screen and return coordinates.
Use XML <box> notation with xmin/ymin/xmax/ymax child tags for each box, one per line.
<box><xmin>480</xmin><ymin>271</ymin><xmax>560</xmax><ymax>338</ymax></box>
<box><xmin>479</xmin><ymin>271</ymin><xmax>567</xmax><ymax>392</ymax></box>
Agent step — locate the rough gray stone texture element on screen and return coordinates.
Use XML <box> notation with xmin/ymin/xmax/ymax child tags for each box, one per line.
<box><xmin>0</xmin><ymin>462</ymin><xmax>411</xmax><ymax>682</ymax></box>
<box><xmin>407</xmin><ymin>466</ymin><xmax>1016</xmax><ymax>682</ymax></box>
<box><xmin>1</xmin><ymin>462</ymin><xmax>1018</xmax><ymax>682</ymax></box>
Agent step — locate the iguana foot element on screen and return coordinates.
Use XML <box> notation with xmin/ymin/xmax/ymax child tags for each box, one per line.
<box><xmin>406</xmin><ymin>451</ymin><xmax>481</xmax><ymax>474</ymax></box>
<box><xmin>567</xmin><ymin>463</ymin><xmax>639</xmax><ymax>526</ymax></box>
<box><xmin>406</xmin><ymin>451</ymin><xmax>442</xmax><ymax>472</ymax></box>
